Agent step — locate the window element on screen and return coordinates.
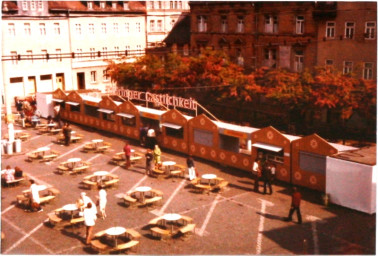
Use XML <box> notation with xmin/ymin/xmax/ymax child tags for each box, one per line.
<box><xmin>150</xmin><ymin>20</ymin><xmax>155</xmax><ymax>32</ymax></box>
<box><xmin>343</xmin><ymin>61</ymin><xmax>353</xmax><ymax>74</ymax></box>
<box><xmin>265</xmin><ymin>15</ymin><xmax>278</xmax><ymax>33</ymax></box>
<box><xmin>113</xmin><ymin>23</ymin><xmax>118</xmax><ymax>33</ymax></box>
<box><xmin>70</xmin><ymin>103</ymin><xmax>81</xmax><ymax>113</ymax></box>
<box><xmin>265</xmin><ymin>49</ymin><xmax>277</xmax><ymax>60</ymax></box>
<box><xmin>53</xmin><ymin>23</ymin><xmax>60</xmax><ymax>35</ymax></box>
<box><xmin>165</xmin><ymin>126</ymin><xmax>184</xmax><ymax>139</ymax></box>
<box><xmin>39</xmin><ymin>23</ymin><xmax>46</xmax><ymax>35</ymax></box>
<box><xmin>8</xmin><ymin>23</ymin><xmax>15</xmax><ymax>36</ymax></box>
<box><xmin>197</xmin><ymin>16</ymin><xmax>207</xmax><ymax>32</ymax></box>
<box><xmin>75</xmin><ymin>24</ymin><xmax>81</xmax><ymax>35</ymax></box>
<box><xmin>125</xmin><ymin>23</ymin><xmax>130</xmax><ymax>32</ymax></box>
<box><xmin>136</xmin><ymin>45</ymin><xmax>142</xmax><ymax>54</ymax></box>
<box><xmin>114</xmin><ymin>46</ymin><xmax>120</xmax><ymax>56</ymax></box>
<box><xmin>40</xmin><ymin>74</ymin><xmax>52</xmax><ymax>80</ymax></box>
<box><xmin>102</xmin><ymin>47</ymin><xmax>108</xmax><ymax>58</ymax></box>
<box><xmin>41</xmin><ymin>49</ymin><xmax>47</xmax><ymax>63</ymax></box>
<box><xmin>170</xmin><ymin>19</ymin><xmax>176</xmax><ymax>29</ymax></box>
<box><xmin>183</xmin><ymin>44</ymin><xmax>189</xmax><ymax>56</ymax></box>
<box><xmin>221</xmin><ymin>16</ymin><xmax>228</xmax><ymax>33</ymax></box>
<box><xmin>56</xmin><ymin>49</ymin><xmax>62</xmax><ymax>62</ymax></box>
<box><xmin>157</xmin><ymin>20</ymin><xmax>162</xmax><ymax>32</ymax></box>
<box><xmin>26</xmin><ymin>50</ymin><xmax>33</xmax><ymax>62</ymax></box>
<box><xmin>148</xmin><ymin>1</ymin><xmax>154</xmax><ymax>9</ymax></box>
<box><xmin>37</xmin><ymin>1</ymin><xmax>43</xmax><ymax>10</ymax></box>
<box><xmin>237</xmin><ymin>50</ymin><xmax>244</xmax><ymax>66</ymax></box>
<box><xmin>178</xmin><ymin>1</ymin><xmax>182</xmax><ymax>9</ymax></box>
<box><xmin>363</xmin><ymin>62</ymin><xmax>373</xmax><ymax>80</ymax></box>
<box><xmin>53</xmin><ymin>49</ymin><xmax>61</xmax><ymax>62</ymax></box>
<box><xmin>158</xmin><ymin>1</ymin><xmax>162</xmax><ymax>9</ymax></box>
<box><xmin>112</xmin><ymin>2</ymin><xmax>117</xmax><ymax>9</ymax></box>
<box><xmin>90</xmin><ymin>48</ymin><xmax>96</xmax><ymax>59</ymax></box>
<box><xmin>88</xmin><ymin>23</ymin><xmax>94</xmax><ymax>34</ymax></box>
<box><xmin>103</xmin><ymin>69</ymin><xmax>110</xmax><ymax>81</ymax></box>
<box><xmin>76</xmin><ymin>48</ymin><xmax>82</xmax><ymax>59</ymax></box>
<box><xmin>30</xmin><ymin>0</ymin><xmax>36</xmax><ymax>10</ymax></box>
<box><xmin>102</xmin><ymin>112</ymin><xmax>115</xmax><ymax>122</ymax></box>
<box><xmin>325</xmin><ymin>59</ymin><xmax>333</xmax><ymax>66</ymax></box>
<box><xmin>296</xmin><ymin>16</ymin><xmax>304</xmax><ymax>34</ymax></box>
<box><xmin>345</xmin><ymin>22</ymin><xmax>355</xmax><ymax>39</ymax></box>
<box><xmin>237</xmin><ymin>16</ymin><xmax>245</xmax><ymax>33</ymax></box>
<box><xmin>22</xmin><ymin>1</ymin><xmax>28</xmax><ymax>10</ymax></box>
<box><xmin>24</xmin><ymin>23</ymin><xmax>31</xmax><ymax>35</ymax></box>
<box><xmin>294</xmin><ymin>51</ymin><xmax>304</xmax><ymax>72</ymax></box>
<box><xmin>11</xmin><ymin>51</ymin><xmax>18</xmax><ymax>64</ymax></box>
<box><xmin>100</xmin><ymin>1</ymin><xmax>106</xmax><ymax>9</ymax></box>
<box><xmin>90</xmin><ymin>71</ymin><xmax>97</xmax><ymax>83</ymax></box>
<box><xmin>123</xmin><ymin>2</ymin><xmax>129</xmax><ymax>10</ymax></box>
<box><xmin>365</xmin><ymin>22</ymin><xmax>376</xmax><ymax>39</ymax></box>
<box><xmin>84</xmin><ymin>105</ymin><xmax>99</xmax><ymax>118</ymax></box>
<box><xmin>136</xmin><ymin>22</ymin><xmax>141</xmax><ymax>32</ymax></box>
<box><xmin>170</xmin><ymin>1</ymin><xmax>174</xmax><ymax>9</ymax></box>
<box><xmin>325</xmin><ymin>21</ymin><xmax>335</xmax><ymax>38</ymax></box>
<box><xmin>102</xmin><ymin>23</ymin><xmax>107</xmax><ymax>34</ymax></box>
<box><xmin>120</xmin><ymin>116</ymin><xmax>136</xmax><ymax>126</ymax></box>
<box><xmin>87</xmin><ymin>1</ymin><xmax>93</xmax><ymax>9</ymax></box>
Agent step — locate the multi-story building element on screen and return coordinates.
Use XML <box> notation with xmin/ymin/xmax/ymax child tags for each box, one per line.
<box><xmin>315</xmin><ymin>2</ymin><xmax>376</xmax><ymax>80</ymax></box>
<box><xmin>145</xmin><ymin>0</ymin><xmax>190</xmax><ymax>48</ymax></box>
<box><xmin>2</xmin><ymin>0</ymin><xmax>146</xmax><ymax>101</ymax></box>
<box><xmin>189</xmin><ymin>1</ymin><xmax>376</xmax><ymax>77</ymax></box>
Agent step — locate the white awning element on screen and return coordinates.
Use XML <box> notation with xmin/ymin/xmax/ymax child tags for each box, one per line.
<box><xmin>97</xmin><ymin>108</ymin><xmax>114</xmax><ymax>114</ymax></box>
<box><xmin>116</xmin><ymin>113</ymin><xmax>135</xmax><ymax>118</ymax></box>
<box><xmin>162</xmin><ymin>122</ymin><xmax>182</xmax><ymax>130</ymax></box>
<box><xmin>252</xmin><ymin>142</ymin><xmax>283</xmax><ymax>152</ymax></box>
<box><xmin>66</xmin><ymin>101</ymin><xmax>80</xmax><ymax>106</ymax></box>
<box><xmin>52</xmin><ymin>99</ymin><xmax>64</xmax><ymax>103</ymax></box>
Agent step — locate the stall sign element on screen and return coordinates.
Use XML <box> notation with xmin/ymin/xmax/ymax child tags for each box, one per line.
<box><xmin>114</xmin><ymin>88</ymin><xmax>197</xmax><ymax>111</ymax></box>
<box><xmin>141</xmin><ymin>112</ymin><xmax>159</xmax><ymax>120</ymax></box>
<box><xmin>223</xmin><ymin>129</ymin><xmax>248</xmax><ymax>139</ymax></box>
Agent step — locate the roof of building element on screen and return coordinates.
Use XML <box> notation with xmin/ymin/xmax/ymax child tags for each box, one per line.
<box><xmin>331</xmin><ymin>144</ymin><xmax>376</xmax><ymax>166</ymax></box>
<box><xmin>164</xmin><ymin>15</ymin><xmax>190</xmax><ymax>45</ymax></box>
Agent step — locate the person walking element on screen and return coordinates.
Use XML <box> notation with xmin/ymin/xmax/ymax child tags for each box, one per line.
<box><xmin>97</xmin><ymin>188</ymin><xmax>107</xmax><ymax>219</ymax></box>
<box><xmin>252</xmin><ymin>159</ymin><xmax>262</xmax><ymax>193</ymax></box>
<box><xmin>147</xmin><ymin>126</ymin><xmax>156</xmax><ymax>149</ymax></box>
<box><xmin>62</xmin><ymin>123</ymin><xmax>72</xmax><ymax>146</ymax></box>
<box><xmin>83</xmin><ymin>202</ymin><xmax>97</xmax><ymax>245</ymax></box>
<box><xmin>262</xmin><ymin>162</ymin><xmax>274</xmax><ymax>195</ymax></box>
<box><xmin>153</xmin><ymin>144</ymin><xmax>161</xmax><ymax>168</ymax></box>
<box><xmin>186</xmin><ymin>156</ymin><xmax>196</xmax><ymax>181</ymax></box>
<box><xmin>285</xmin><ymin>187</ymin><xmax>302</xmax><ymax>224</ymax></box>
<box><xmin>123</xmin><ymin>141</ymin><xmax>131</xmax><ymax>169</ymax></box>
<box><xmin>145</xmin><ymin>149</ymin><xmax>154</xmax><ymax>175</ymax></box>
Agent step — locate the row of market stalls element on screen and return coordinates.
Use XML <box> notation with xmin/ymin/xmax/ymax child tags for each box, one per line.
<box><xmin>50</xmin><ymin>89</ymin><xmax>376</xmax><ymax>214</ymax></box>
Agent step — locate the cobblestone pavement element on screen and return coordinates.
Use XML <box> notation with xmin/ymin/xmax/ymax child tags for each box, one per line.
<box><xmin>1</xmin><ymin>119</ymin><xmax>376</xmax><ymax>255</ymax></box>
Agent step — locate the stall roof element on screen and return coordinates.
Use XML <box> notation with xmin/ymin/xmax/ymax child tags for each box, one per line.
<box><xmin>135</xmin><ymin>105</ymin><xmax>165</xmax><ymax>116</ymax></box>
<box><xmin>114</xmin><ymin>101</ymin><xmax>122</xmax><ymax>106</ymax></box>
<box><xmin>330</xmin><ymin>143</ymin><xmax>358</xmax><ymax>152</ymax></box>
<box><xmin>116</xmin><ymin>113</ymin><xmax>135</xmax><ymax>118</ymax></box>
<box><xmin>52</xmin><ymin>99</ymin><xmax>64</xmax><ymax>102</ymax></box>
<box><xmin>162</xmin><ymin>122</ymin><xmax>182</xmax><ymax>130</ymax></box>
<box><xmin>183</xmin><ymin>114</ymin><xmax>194</xmax><ymax>121</ymax></box>
<box><xmin>213</xmin><ymin>121</ymin><xmax>259</xmax><ymax>134</ymax></box>
<box><xmin>97</xmin><ymin>108</ymin><xmax>114</xmax><ymax>114</ymax></box>
<box><xmin>282</xmin><ymin>133</ymin><xmax>301</xmax><ymax>141</ymax></box>
<box><xmin>66</xmin><ymin>101</ymin><xmax>80</xmax><ymax>106</ymax></box>
<box><xmin>81</xmin><ymin>95</ymin><xmax>102</xmax><ymax>103</ymax></box>
<box><xmin>330</xmin><ymin>144</ymin><xmax>376</xmax><ymax>166</ymax></box>
<box><xmin>252</xmin><ymin>142</ymin><xmax>283</xmax><ymax>152</ymax></box>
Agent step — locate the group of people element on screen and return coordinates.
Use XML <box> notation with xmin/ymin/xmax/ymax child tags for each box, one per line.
<box><xmin>1</xmin><ymin>165</ymin><xmax>23</xmax><ymax>186</ymax></box>
<box><xmin>139</xmin><ymin>125</ymin><xmax>158</xmax><ymax>149</ymax></box>
<box><xmin>144</xmin><ymin>145</ymin><xmax>161</xmax><ymax>175</ymax></box>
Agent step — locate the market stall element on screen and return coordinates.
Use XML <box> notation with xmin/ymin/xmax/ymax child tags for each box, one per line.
<box><xmin>97</xmin><ymin>96</ymin><xmax>122</xmax><ymax>133</ymax></box>
<box><xmin>251</xmin><ymin>126</ymin><xmax>300</xmax><ymax>183</ymax></box>
<box><xmin>116</xmin><ymin>100</ymin><xmax>140</xmax><ymax>140</ymax></box>
<box><xmin>160</xmin><ymin>109</ymin><xmax>193</xmax><ymax>154</ymax></box>
<box><xmin>291</xmin><ymin>134</ymin><xmax>356</xmax><ymax>191</ymax></box>
<box><xmin>62</xmin><ymin>91</ymin><xmax>83</xmax><ymax>123</ymax></box>
<box><xmin>135</xmin><ymin>105</ymin><xmax>165</xmax><ymax>145</ymax></box>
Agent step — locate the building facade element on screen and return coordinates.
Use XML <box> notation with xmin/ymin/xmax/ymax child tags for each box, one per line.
<box><xmin>189</xmin><ymin>1</ymin><xmax>376</xmax><ymax>77</ymax></box>
<box><xmin>145</xmin><ymin>0</ymin><xmax>190</xmax><ymax>48</ymax></box>
<box><xmin>2</xmin><ymin>1</ymin><xmax>146</xmax><ymax>101</ymax></box>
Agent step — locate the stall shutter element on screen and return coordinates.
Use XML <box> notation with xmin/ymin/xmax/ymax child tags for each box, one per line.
<box><xmin>194</xmin><ymin>129</ymin><xmax>213</xmax><ymax>147</ymax></box>
<box><xmin>299</xmin><ymin>151</ymin><xmax>326</xmax><ymax>174</ymax></box>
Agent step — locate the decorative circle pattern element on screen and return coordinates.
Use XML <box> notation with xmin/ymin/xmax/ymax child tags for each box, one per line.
<box><xmin>294</xmin><ymin>171</ymin><xmax>302</xmax><ymax>180</ymax></box>
<box><xmin>200</xmin><ymin>147</ymin><xmax>206</xmax><ymax>155</ymax></box>
<box><xmin>210</xmin><ymin>150</ymin><xmax>216</xmax><ymax>158</ymax></box>
<box><xmin>172</xmin><ymin>140</ymin><xmax>177</xmax><ymax>147</ymax></box>
<box><xmin>309</xmin><ymin>175</ymin><xmax>317</xmax><ymax>185</ymax></box>
<box><xmin>134</xmin><ymin>130</ymin><xmax>138</xmax><ymax>137</ymax></box>
<box><xmin>126</xmin><ymin>104</ymin><xmax>130</xmax><ymax>110</ymax></box>
<box><xmin>243</xmin><ymin>158</ymin><xmax>249</xmax><ymax>167</ymax></box>
<box><xmin>231</xmin><ymin>155</ymin><xmax>237</xmax><ymax>163</ymax></box>
<box><xmin>172</xmin><ymin>112</ymin><xmax>177</xmax><ymax>120</ymax></box>
<box><xmin>280</xmin><ymin>168</ymin><xmax>288</xmax><ymax>177</ymax></box>
<box><xmin>181</xmin><ymin>142</ymin><xmax>187</xmax><ymax>150</ymax></box>
<box><xmin>190</xmin><ymin>145</ymin><xmax>195</xmax><ymax>152</ymax></box>
<box><xmin>310</xmin><ymin>139</ymin><xmax>318</xmax><ymax>149</ymax></box>
<box><xmin>267</xmin><ymin>131</ymin><xmax>274</xmax><ymax>140</ymax></box>
<box><xmin>126</xmin><ymin>128</ymin><xmax>131</xmax><ymax>135</ymax></box>
<box><xmin>164</xmin><ymin>137</ymin><xmax>168</xmax><ymax>145</ymax></box>
<box><xmin>200</xmin><ymin>117</ymin><xmax>205</xmax><ymax>126</ymax></box>
<box><xmin>120</xmin><ymin>126</ymin><xmax>124</xmax><ymax>132</ymax></box>
<box><xmin>220</xmin><ymin>152</ymin><xmax>226</xmax><ymax>160</ymax></box>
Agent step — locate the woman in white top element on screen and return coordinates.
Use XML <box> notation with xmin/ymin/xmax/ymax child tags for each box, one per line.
<box><xmin>83</xmin><ymin>202</ymin><xmax>97</xmax><ymax>245</ymax></box>
<box><xmin>29</xmin><ymin>179</ymin><xmax>42</xmax><ymax>212</ymax></box>
<box><xmin>98</xmin><ymin>188</ymin><xmax>107</xmax><ymax>219</ymax></box>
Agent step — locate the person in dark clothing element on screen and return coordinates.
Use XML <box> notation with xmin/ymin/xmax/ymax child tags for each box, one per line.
<box><xmin>62</xmin><ymin>123</ymin><xmax>72</xmax><ymax>146</ymax></box>
<box><xmin>262</xmin><ymin>162</ymin><xmax>275</xmax><ymax>195</ymax></box>
<box><xmin>123</xmin><ymin>141</ymin><xmax>131</xmax><ymax>169</ymax></box>
<box><xmin>186</xmin><ymin>156</ymin><xmax>196</xmax><ymax>180</ymax></box>
<box><xmin>145</xmin><ymin>149</ymin><xmax>154</xmax><ymax>175</ymax></box>
<box><xmin>285</xmin><ymin>187</ymin><xmax>302</xmax><ymax>224</ymax></box>
<box><xmin>15</xmin><ymin>97</ymin><xmax>24</xmax><ymax>118</ymax></box>
<box><xmin>139</xmin><ymin>125</ymin><xmax>148</xmax><ymax>147</ymax></box>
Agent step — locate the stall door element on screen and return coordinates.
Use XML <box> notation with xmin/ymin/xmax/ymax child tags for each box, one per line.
<box><xmin>25</xmin><ymin>76</ymin><xmax>36</xmax><ymax>95</ymax></box>
<box><xmin>77</xmin><ymin>72</ymin><xmax>85</xmax><ymax>90</ymax></box>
